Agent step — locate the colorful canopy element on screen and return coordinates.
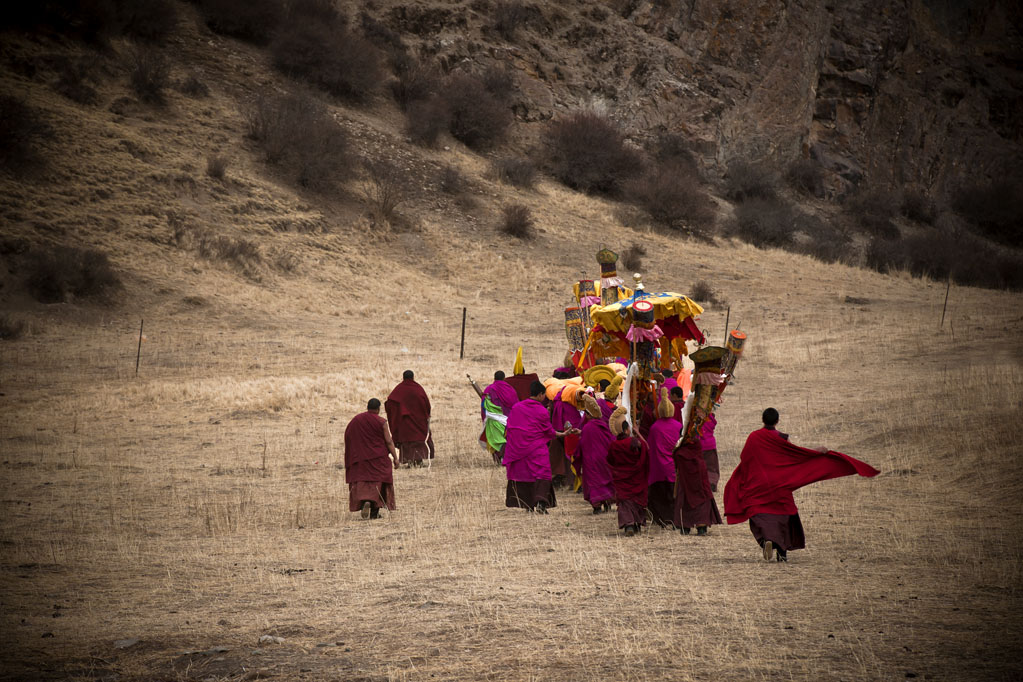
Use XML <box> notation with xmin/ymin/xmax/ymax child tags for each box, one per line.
<box><xmin>589</xmin><ymin>292</ymin><xmax>704</xmax><ymax>333</ymax></box>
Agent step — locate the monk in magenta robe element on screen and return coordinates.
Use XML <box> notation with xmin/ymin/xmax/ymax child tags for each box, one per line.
<box><xmin>483</xmin><ymin>371</ymin><xmax>518</xmax><ymax>416</ymax></box>
<box><xmin>724</xmin><ymin>407</ymin><xmax>880</xmax><ymax>561</ymax></box>
<box><xmin>607</xmin><ymin>409</ymin><xmax>650</xmax><ymax>536</ymax></box>
<box><xmin>549</xmin><ymin>389</ymin><xmax>584</xmax><ymax>489</ymax></box>
<box><xmin>647</xmin><ymin>390</ymin><xmax>680</xmax><ymax>528</ymax></box>
<box><xmin>578</xmin><ymin>396</ymin><xmax>615</xmax><ymax>513</ymax></box>
<box><xmin>344</xmin><ymin>398</ymin><xmax>398</xmax><ymax>519</ymax></box>
<box><xmin>385</xmin><ymin>369</ymin><xmax>432</xmax><ymax>467</ymax></box>
<box><xmin>503</xmin><ymin>380</ymin><xmax>576</xmax><ymax>513</ymax></box>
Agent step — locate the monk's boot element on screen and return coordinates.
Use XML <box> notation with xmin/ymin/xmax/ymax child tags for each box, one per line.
<box><xmin>762</xmin><ymin>540</ymin><xmax>775</xmax><ymax>561</ymax></box>
<box><xmin>776</xmin><ymin>548</ymin><xmax>788</xmax><ymax>562</ymax></box>
<box><xmin>369</xmin><ymin>506</ymin><xmax>380</xmax><ymax>520</ymax></box>
<box><xmin>624</xmin><ymin>525</ymin><xmax>635</xmax><ymax>537</ymax></box>
<box><xmin>681</xmin><ymin>527</ymin><xmax>691</xmax><ymax>535</ymax></box>
<box><xmin>535</xmin><ymin>501</ymin><xmax>549</xmax><ymax>514</ymax></box>
<box><xmin>360</xmin><ymin>501</ymin><xmax>371</xmax><ymax>519</ymax></box>
<box><xmin>696</xmin><ymin>526</ymin><xmax>708</xmax><ymax>536</ymax></box>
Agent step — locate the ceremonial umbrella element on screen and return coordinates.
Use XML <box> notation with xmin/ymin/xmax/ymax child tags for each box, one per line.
<box><xmin>581</xmin><ymin>291</ymin><xmax>706</xmax><ymax>366</ymax></box>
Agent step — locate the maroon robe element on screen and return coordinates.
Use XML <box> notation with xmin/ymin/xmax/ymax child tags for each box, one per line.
<box><xmin>343</xmin><ymin>411</ymin><xmax>395</xmax><ymax>511</ymax></box>
<box><xmin>549</xmin><ymin>397</ymin><xmax>583</xmax><ymax>479</ymax></box>
<box><xmin>385</xmin><ymin>379</ymin><xmax>432</xmax><ymax>464</ymax></box>
<box><xmin>607</xmin><ymin>435</ymin><xmax>650</xmax><ymax>529</ymax></box>
<box><xmin>504</xmin><ymin>373</ymin><xmax>540</xmax><ymax>402</ymax></box>
<box><xmin>673</xmin><ymin>441</ymin><xmax>721</xmax><ymax>529</ymax></box>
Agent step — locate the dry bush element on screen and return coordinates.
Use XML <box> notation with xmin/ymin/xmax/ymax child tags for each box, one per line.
<box><xmin>0</xmin><ymin>95</ymin><xmax>50</xmax><ymax>174</ymax></box>
<box><xmin>493</xmin><ymin>2</ymin><xmax>530</xmax><ymax>40</ymax></box>
<box><xmin>246</xmin><ymin>93</ymin><xmax>352</xmax><ymax>191</ymax></box>
<box><xmin>198</xmin><ymin>234</ymin><xmax>263</xmax><ymax>276</ymax></box>
<box><xmin>25</xmin><ymin>245</ymin><xmax>122</xmax><ymax>303</ymax></box>
<box><xmin>389</xmin><ymin>53</ymin><xmax>439</xmax><ymax>111</ymax></box>
<box><xmin>128</xmin><ymin>46</ymin><xmax>169</xmax><ymax>105</ymax></box>
<box><xmin>438</xmin><ymin>165</ymin><xmax>466</xmax><ymax>195</ymax></box>
<box><xmin>363</xmin><ymin>159</ymin><xmax>407</xmax><ymax>224</ymax></box>
<box><xmin>492</xmin><ymin>157</ymin><xmax>537</xmax><ymax>188</ymax></box>
<box><xmin>271</xmin><ymin>16</ymin><xmax>384</xmax><ymax>102</ymax></box>
<box><xmin>846</xmin><ymin>189</ymin><xmax>899</xmax><ymax>240</ymax></box>
<box><xmin>900</xmin><ymin>186</ymin><xmax>936</xmax><ymax>225</ymax></box>
<box><xmin>177</xmin><ymin>73</ymin><xmax>210</xmax><ymax>98</ymax></box>
<box><xmin>0</xmin><ymin>315</ymin><xmax>26</xmax><ymax>340</ymax></box>
<box><xmin>725</xmin><ymin>159</ymin><xmax>778</xmax><ymax>202</ymax></box>
<box><xmin>53</xmin><ymin>58</ymin><xmax>100</xmax><ymax>105</ymax></box>
<box><xmin>206</xmin><ymin>154</ymin><xmax>228</xmax><ymax>180</ymax></box>
<box><xmin>689</xmin><ymin>280</ymin><xmax>719</xmax><ymax>305</ymax></box>
<box><xmin>798</xmin><ymin>219</ymin><xmax>852</xmax><ymax>264</ymax></box>
<box><xmin>732</xmin><ymin>197</ymin><xmax>796</xmax><ymax>249</ymax></box>
<box><xmin>627</xmin><ymin>161</ymin><xmax>716</xmax><ymax>234</ymax></box>
<box><xmin>866</xmin><ymin>229</ymin><xmax>1023</xmax><ymax>290</ymax></box>
<box><xmin>119</xmin><ymin>0</ymin><xmax>178</xmax><ymax>43</ymax></box>
<box><xmin>621</xmin><ymin>243</ymin><xmax>646</xmax><ymax>272</ymax></box>
<box><xmin>405</xmin><ymin>95</ymin><xmax>448</xmax><ymax>146</ymax></box>
<box><xmin>500</xmin><ymin>203</ymin><xmax>534</xmax><ymax>239</ymax></box>
<box><xmin>952</xmin><ymin>179</ymin><xmax>1023</xmax><ymax>247</ymax></box>
<box><xmin>199</xmin><ymin>0</ymin><xmax>283</xmax><ymax>44</ymax></box>
<box><xmin>544</xmin><ymin>111</ymin><xmax>643</xmax><ymax>196</ymax></box>
<box><xmin>786</xmin><ymin>158</ymin><xmax>825</xmax><ymax>198</ymax></box>
<box><xmin>482</xmin><ymin>64</ymin><xmax>516</xmax><ymax>103</ymax></box>
<box><xmin>442</xmin><ymin>72</ymin><xmax>511</xmax><ymax>149</ymax></box>
<box><xmin>651</xmin><ymin>132</ymin><xmax>698</xmax><ymax>171</ymax></box>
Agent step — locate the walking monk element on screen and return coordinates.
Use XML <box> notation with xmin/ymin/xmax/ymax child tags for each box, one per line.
<box><xmin>343</xmin><ymin>398</ymin><xmax>398</xmax><ymax>519</ymax></box>
<box><xmin>673</xmin><ymin>437</ymin><xmax>722</xmax><ymax>537</ymax></box>
<box><xmin>385</xmin><ymin>370</ymin><xmax>433</xmax><ymax>467</ymax></box>
<box><xmin>647</xmin><ymin>389</ymin><xmax>680</xmax><ymax>528</ymax></box>
<box><xmin>504</xmin><ymin>380</ymin><xmax>577</xmax><ymax>513</ymax></box>
<box><xmin>578</xmin><ymin>394</ymin><xmax>614</xmax><ymax>514</ymax></box>
<box><xmin>724</xmin><ymin>407</ymin><xmax>880</xmax><ymax>562</ymax></box>
<box><xmin>607</xmin><ymin>408</ymin><xmax>650</xmax><ymax>537</ymax></box>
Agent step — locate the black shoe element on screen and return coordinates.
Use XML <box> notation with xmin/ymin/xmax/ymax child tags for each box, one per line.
<box><xmin>603</xmin><ymin>501</ymin><xmax>612</xmax><ymax>513</ymax></box>
<box><xmin>592</xmin><ymin>506</ymin><xmax>601</xmax><ymax>515</ymax></box>
<box><xmin>535</xmin><ymin>501</ymin><xmax>549</xmax><ymax>514</ymax></box>
<box><xmin>681</xmin><ymin>527</ymin><xmax>691</xmax><ymax>535</ymax></box>
<box><xmin>369</xmin><ymin>507</ymin><xmax>380</xmax><ymax>520</ymax></box>
<box><xmin>776</xmin><ymin>549</ymin><xmax>788</xmax><ymax>562</ymax></box>
<box><xmin>624</xmin><ymin>525</ymin><xmax>635</xmax><ymax>537</ymax></box>
<box><xmin>696</xmin><ymin>526</ymin><xmax>708</xmax><ymax>536</ymax></box>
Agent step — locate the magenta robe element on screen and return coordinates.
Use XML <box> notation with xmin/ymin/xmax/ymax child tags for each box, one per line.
<box><xmin>504</xmin><ymin>399</ymin><xmax>555</xmax><ymax>481</ymax></box>
<box><xmin>578</xmin><ymin>418</ymin><xmax>614</xmax><ymax>505</ymax></box>
<box><xmin>483</xmin><ymin>380</ymin><xmax>518</xmax><ymax>418</ymax></box>
<box><xmin>647</xmin><ymin>417</ymin><xmax>681</xmax><ymax>485</ymax></box>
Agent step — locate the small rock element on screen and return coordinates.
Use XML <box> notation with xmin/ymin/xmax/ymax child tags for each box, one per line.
<box><xmin>428</xmin><ymin>647</ymin><xmax>440</xmax><ymax>656</ymax></box>
<box><xmin>315</xmin><ymin>642</ymin><xmax>336</xmax><ymax>648</ymax></box>
<box><xmin>114</xmin><ymin>638</ymin><xmax>140</xmax><ymax>649</ymax></box>
<box><xmin>208</xmin><ymin>646</ymin><xmax>230</xmax><ymax>653</ymax></box>
<box><xmin>41</xmin><ymin>632</ymin><xmax>54</xmax><ymax>638</ymax></box>
<box><xmin>258</xmin><ymin>635</ymin><xmax>285</xmax><ymax>645</ymax></box>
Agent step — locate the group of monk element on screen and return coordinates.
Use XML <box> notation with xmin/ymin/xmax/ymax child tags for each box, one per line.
<box><xmin>342</xmin><ymin>370</ymin><xmax>433</xmax><ymax>520</ymax></box>
<box><xmin>342</xmin><ymin>365</ymin><xmax>879</xmax><ymax>563</ymax></box>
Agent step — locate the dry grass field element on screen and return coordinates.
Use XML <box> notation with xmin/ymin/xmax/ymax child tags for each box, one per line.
<box><xmin>2</xmin><ymin>10</ymin><xmax>1023</xmax><ymax>681</ymax></box>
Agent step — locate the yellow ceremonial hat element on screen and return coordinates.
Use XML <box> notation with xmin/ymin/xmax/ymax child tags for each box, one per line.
<box><xmin>513</xmin><ymin>346</ymin><xmax>524</xmax><ymax>376</ymax></box>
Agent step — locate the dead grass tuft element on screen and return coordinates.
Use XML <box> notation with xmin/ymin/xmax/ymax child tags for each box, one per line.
<box><xmin>500</xmin><ymin>203</ymin><xmax>535</xmax><ymax>240</ymax></box>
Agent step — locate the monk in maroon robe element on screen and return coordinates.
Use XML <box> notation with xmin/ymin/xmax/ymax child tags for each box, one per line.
<box><xmin>724</xmin><ymin>408</ymin><xmax>880</xmax><ymax>561</ymax></box>
<box><xmin>673</xmin><ymin>439</ymin><xmax>722</xmax><ymax>536</ymax></box>
<box><xmin>549</xmin><ymin>389</ymin><xmax>584</xmax><ymax>489</ymax></box>
<box><xmin>344</xmin><ymin>398</ymin><xmax>398</xmax><ymax>519</ymax></box>
<box><xmin>385</xmin><ymin>369</ymin><xmax>432</xmax><ymax>467</ymax></box>
<box><xmin>503</xmin><ymin>380</ymin><xmax>577</xmax><ymax>513</ymax></box>
<box><xmin>669</xmin><ymin>387</ymin><xmax>686</xmax><ymax>422</ymax></box>
<box><xmin>607</xmin><ymin>408</ymin><xmax>650</xmax><ymax>536</ymax></box>
<box><xmin>578</xmin><ymin>394</ymin><xmax>614</xmax><ymax>513</ymax></box>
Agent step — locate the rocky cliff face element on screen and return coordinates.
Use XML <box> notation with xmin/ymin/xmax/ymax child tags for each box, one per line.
<box><xmin>375</xmin><ymin>0</ymin><xmax>1022</xmax><ymax>199</ymax></box>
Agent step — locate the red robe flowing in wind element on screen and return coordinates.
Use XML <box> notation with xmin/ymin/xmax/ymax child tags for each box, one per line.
<box><xmin>724</xmin><ymin>428</ymin><xmax>880</xmax><ymax>524</ymax></box>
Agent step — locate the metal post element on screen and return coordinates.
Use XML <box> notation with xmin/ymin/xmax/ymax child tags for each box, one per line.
<box><xmin>135</xmin><ymin>319</ymin><xmax>143</xmax><ymax>377</ymax></box>
<box><xmin>940</xmin><ymin>276</ymin><xmax>951</xmax><ymax>329</ymax></box>
<box><xmin>723</xmin><ymin>306</ymin><xmax>730</xmax><ymax>346</ymax></box>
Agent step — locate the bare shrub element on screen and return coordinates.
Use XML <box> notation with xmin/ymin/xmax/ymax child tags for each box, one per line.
<box><xmin>786</xmin><ymin>158</ymin><xmax>825</xmax><ymax>197</ymax></box>
<box><xmin>199</xmin><ymin>0</ymin><xmax>283</xmax><ymax>44</ymax></box>
<box><xmin>952</xmin><ymin>179</ymin><xmax>1023</xmax><ymax>247</ymax></box>
<box><xmin>246</xmin><ymin>93</ymin><xmax>352</xmax><ymax>191</ymax></box>
<box><xmin>120</xmin><ymin>0</ymin><xmax>179</xmax><ymax>43</ymax></box>
<box><xmin>406</xmin><ymin>95</ymin><xmax>449</xmax><ymax>146</ymax></box>
<box><xmin>363</xmin><ymin>159</ymin><xmax>407</xmax><ymax>224</ymax></box>
<box><xmin>128</xmin><ymin>46</ymin><xmax>169</xmax><ymax>104</ymax></box>
<box><xmin>725</xmin><ymin>159</ymin><xmax>778</xmax><ymax>202</ymax></box>
<box><xmin>500</xmin><ymin>204</ymin><xmax>534</xmax><ymax>239</ymax></box>
<box><xmin>621</xmin><ymin>243</ymin><xmax>646</xmax><ymax>272</ymax></box>
<box><xmin>390</xmin><ymin>53</ymin><xmax>439</xmax><ymax>110</ymax></box>
<box><xmin>443</xmin><ymin>72</ymin><xmax>511</xmax><ymax>149</ymax></box>
<box><xmin>439</xmin><ymin>165</ymin><xmax>466</xmax><ymax>195</ymax></box>
<box><xmin>651</xmin><ymin>132</ymin><xmax>698</xmax><ymax>170</ymax></box>
<box><xmin>482</xmin><ymin>64</ymin><xmax>516</xmax><ymax>102</ymax></box>
<box><xmin>493</xmin><ymin>2</ymin><xmax>530</xmax><ymax>40</ymax></box>
<box><xmin>271</xmin><ymin>18</ymin><xmax>384</xmax><ymax>102</ymax></box>
<box><xmin>177</xmin><ymin>74</ymin><xmax>210</xmax><ymax>97</ymax></box>
<box><xmin>0</xmin><ymin>95</ymin><xmax>50</xmax><ymax>174</ymax></box>
<box><xmin>689</xmin><ymin>280</ymin><xmax>719</xmax><ymax>305</ymax></box>
<box><xmin>197</xmin><ymin>234</ymin><xmax>262</xmax><ymax>278</ymax></box>
<box><xmin>0</xmin><ymin>315</ymin><xmax>26</xmax><ymax>340</ymax></box>
<box><xmin>798</xmin><ymin>219</ymin><xmax>852</xmax><ymax>264</ymax></box>
<box><xmin>613</xmin><ymin>205</ymin><xmax>649</xmax><ymax>229</ymax></box>
<box><xmin>732</xmin><ymin>197</ymin><xmax>796</xmax><ymax>249</ymax></box>
<box><xmin>493</xmin><ymin>157</ymin><xmax>537</xmax><ymax>188</ymax></box>
<box><xmin>544</xmin><ymin>111</ymin><xmax>643</xmax><ymax>196</ymax></box>
<box><xmin>359</xmin><ymin>11</ymin><xmax>404</xmax><ymax>53</ymax></box>
<box><xmin>627</xmin><ymin>161</ymin><xmax>716</xmax><ymax>234</ymax></box>
<box><xmin>206</xmin><ymin>154</ymin><xmax>228</xmax><ymax>180</ymax></box>
<box><xmin>846</xmin><ymin>189</ymin><xmax>899</xmax><ymax>239</ymax></box>
<box><xmin>25</xmin><ymin>245</ymin><xmax>122</xmax><ymax>303</ymax></box>
<box><xmin>53</xmin><ymin>59</ymin><xmax>100</xmax><ymax>105</ymax></box>
<box><xmin>900</xmin><ymin>186</ymin><xmax>935</xmax><ymax>225</ymax></box>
